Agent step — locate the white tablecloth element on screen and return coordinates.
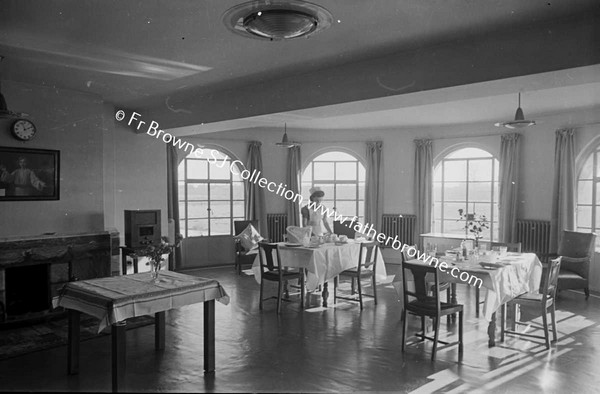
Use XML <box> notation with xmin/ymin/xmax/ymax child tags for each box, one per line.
<box><xmin>53</xmin><ymin>271</ymin><xmax>230</xmax><ymax>333</ymax></box>
<box><xmin>396</xmin><ymin>252</ymin><xmax>542</xmax><ymax>321</ymax></box>
<box><xmin>252</xmin><ymin>241</ymin><xmax>387</xmax><ymax>292</ymax></box>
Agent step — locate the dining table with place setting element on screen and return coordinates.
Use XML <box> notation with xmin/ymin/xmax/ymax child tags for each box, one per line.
<box><xmin>251</xmin><ymin>234</ymin><xmax>387</xmax><ymax>308</ymax></box>
<box><xmin>396</xmin><ymin>248</ymin><xmax>543</xmax><ymax>347</ymax></box>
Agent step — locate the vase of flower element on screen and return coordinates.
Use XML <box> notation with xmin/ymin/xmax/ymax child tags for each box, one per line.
<box><xmin>133</xmin><ymin>234</ymin><xmax>183</xmax><ymax>283</ymax></box>
<box><xmin>457</xmin><ymin>208</ymin><xmax>489</xmax><ymax>249</ymax></box>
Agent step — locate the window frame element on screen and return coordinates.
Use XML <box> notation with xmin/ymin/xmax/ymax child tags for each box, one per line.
<box><xmin>301</xmin><ymin>151</ymin><xmax>365</xmax><ymax>222</ymax></box>
<box><xmin>178</xmin><ymin>148</ymin><xmax>245</xmax><ymax>237</ymax></box>
<box><xmin>576</xmin><ymin>145</ymin><xmax>600</xmax><ymax>250</ymax></box>
<box><xmin>432</xmin><ymin>147</ymin><xmax>499</xmax><ymax>241</ymax></box>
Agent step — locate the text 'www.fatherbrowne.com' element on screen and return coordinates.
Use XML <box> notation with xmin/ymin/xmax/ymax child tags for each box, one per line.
<box><xmin>115</xmin><ymin>110</ymin><xmax>483</xmax><ymax>288</ymax></box>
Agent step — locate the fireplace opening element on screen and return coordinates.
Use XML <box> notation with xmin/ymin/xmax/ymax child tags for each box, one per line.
<box><xmin>5</xmin><ymin>264</ymin><xmax>50</xmax><ymax>316</ymax></box>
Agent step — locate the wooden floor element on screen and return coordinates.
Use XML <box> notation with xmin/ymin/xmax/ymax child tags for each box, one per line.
<box><xmin>0</xmin><ymin>264</ymin><xmax>599</xmax><ymax>393</ymax></box>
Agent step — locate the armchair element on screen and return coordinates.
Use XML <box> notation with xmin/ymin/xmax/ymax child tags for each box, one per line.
<box><xmin>554</xmin><ymin>230</ymin><xmax>597</xmax><ymax>299</ymax></box>
<box><xmin>234</xmin><ymin>220</ymin><xmax>259</xmax><ymax>275</ymax></box>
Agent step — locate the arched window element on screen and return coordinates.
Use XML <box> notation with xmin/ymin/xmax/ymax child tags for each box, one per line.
<box><xmin>576</xmin><ymin>144</ymin><xmax>600</xmax><ymax>249</ymax></box>
<box><xmin>301</xmin><ymin>151</ymin><xmax>365</xmax><ymax>221</ymax></box>
<box><xmin>433</xmin><ymin>147</ymin><xmax>499</xmax><ymax>241</ymax></box>
<box><xmin>178</xmin><ymin>148</ymin><xmax>244</xmax><ymax>237</ymax></box>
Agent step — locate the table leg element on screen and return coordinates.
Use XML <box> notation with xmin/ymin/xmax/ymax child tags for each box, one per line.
<box><xmin>133</xmin><ymin>257</ymin><xmax>139</xmax><ymax>274</ymax></box>
<box><xmin>322</xmin><ymin>282</ymin><xmax>329</xmax><ymax>308</ymax></box>
<box><xmin>121</xmin><ymin>251</ymin><xmax>128</xmax><ymax>275</ymax></box>
<box><xmin>67</xmin><ymin>309</ymin><xmax>80</xmax><ymax>375</ymax></box>
<box><xmin>111</xmin><ymin>322</ymin><xmax>126</xmax><ymax>392</ymax></box>
<box><xmin>155</xmin><ymin>311</ymin><xmax>165</xmax><ymax>350</ymax></box>
<box><xmin>488</xmin><ymin>312</ymin><xmax>496</xmax><ymax>347</ymax></box>
<box><xmin>204</xmin><ymin>299</ymin><xmax>215</xmax><ymax>374</ymax></box>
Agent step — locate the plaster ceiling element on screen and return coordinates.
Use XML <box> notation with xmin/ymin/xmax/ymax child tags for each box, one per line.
<box><xmin>1</xmin><ymin>0</ymin><xmax>599</xmax><ymax>131</ymax></box>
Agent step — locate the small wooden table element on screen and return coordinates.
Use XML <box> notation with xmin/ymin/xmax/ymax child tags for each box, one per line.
<box><xmin>53</xmin><ymin>271</ymin><xmax>230</xmax><ymax>392</ymax></box>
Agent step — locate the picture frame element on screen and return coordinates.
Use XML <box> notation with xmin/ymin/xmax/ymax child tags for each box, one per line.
<box><xmin>0</xmin><ymin>146</ymin><xmax>60</xmax><ymax>201</ymax></box>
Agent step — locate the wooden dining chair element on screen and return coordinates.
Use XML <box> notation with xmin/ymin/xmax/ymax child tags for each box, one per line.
<box><xmin>401</xmin><ymin>259</ymin><xmax>464</xmax><ymax>361</ymax></box>
<box><xmin>500</xmin><ymin>257</ymin><xmax>561</xmax><ymax>349</ymax></box>
<box><xmin>333</xmin><ymin>241</ymin><xmax>379</xmax><ymax>309</ymax></box>
<box><xmin>475</xmin><ymin>242</ymin><xmax>522</xmax><ymax>317</ymax></box>
<box><xmin>257</xmin><ymin>242</ymin><xmax>304</xmax><ymax>314</ymax></box>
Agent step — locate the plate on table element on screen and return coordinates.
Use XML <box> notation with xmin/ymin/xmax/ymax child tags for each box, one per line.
<box><xmin>334</xmin><ymin>241</ymin><xmax>348</xmax><ymax>246</ymax></box>
<box><xmin>479</xmin><ymin>262</ymin><xmax>503</xmax><ymax>270</ymax></box>
<box><xmin>284</xmin><ymin>243</ymin><xmax>303</xmax><ymax>247</ymax></box>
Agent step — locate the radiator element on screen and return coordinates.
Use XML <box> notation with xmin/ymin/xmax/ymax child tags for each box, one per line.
<box><xmin>516</xmin><ymin>219</ymin><xmax>551</xmax><ymax>261</ymax></box>
<box><xmin>267</xmin><ymin>213</ymin><xmax>288</xmax><ymax>242</ymax></box>
<box><xmin>381</xmin><ymin>214</ymin><xmax>416</xmax><ymax>246</ymax></box>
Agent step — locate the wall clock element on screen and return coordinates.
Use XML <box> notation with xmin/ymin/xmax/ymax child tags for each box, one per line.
<box><xmin>11</xmin><ymin>119</ymin><xmax>36</xmax><ymax>141</ymax></box>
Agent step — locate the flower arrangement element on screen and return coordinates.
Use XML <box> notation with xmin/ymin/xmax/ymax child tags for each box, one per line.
<box><xmin>457</xmin><ymin>208</ymin><xmax>489</xmax><ymax>245</ymax></box>
<box><xmin>133</xmin><ymin>234</ymin><xmax>183</xmax><ymax>281</ymax></box>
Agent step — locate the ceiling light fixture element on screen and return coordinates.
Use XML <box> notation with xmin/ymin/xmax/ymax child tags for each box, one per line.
<box><xmin>223</xmin><ymin>0</ymin><xmax>333</xmax><ymax>41</ymax></box>
<box><xmin>275</xmin><ymin>123</ymin><xmax>300</xmax><ymax>148</ymax></box>
<box><xmin>0</xmin><ymin>56</ymin><xmax>29</xmax><ymax>119</ymax></box>
<box><xmin>494</xmin><ymin>92</ymin><xmax>536</xmax><ymax>129</ymax></box>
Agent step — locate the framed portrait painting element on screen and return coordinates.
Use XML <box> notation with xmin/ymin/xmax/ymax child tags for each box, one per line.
<box><xmin>0</xmin><ymin>147</ymin><xmax>60</xmax><ymax>201</ymax></box>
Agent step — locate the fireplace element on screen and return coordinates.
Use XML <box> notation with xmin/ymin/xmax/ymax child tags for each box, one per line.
<box><xmin>0</xmin><ymin>230</ymin><xmax>119</xmax><ymax>325</ymax></box>
<box><xmin>5</xmin><ymin>264</ymin><xmax>50</xmax><ymax>316</ymax></box>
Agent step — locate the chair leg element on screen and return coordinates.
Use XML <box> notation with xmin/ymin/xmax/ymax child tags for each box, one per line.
<box><xmin>475</xmin><ymin>287</ymin><xmax>480</xmax><ymax>317</ymax></box>
<box><xmin>277</xmin><ymin>279</ymin><xmax>283</xmax><ymax>314</ymax></box>
<box><xmin>542</xmin><ymin>308</ymin><xmax>550</xmax><ymax>349</ymax></box>
<box><xmin>500</xmin><ymin>304</ymin><xmax>505</xmax><ymax>342</ymax></box>
<box><xmin>446</xmin><ymin>288</ymin><xmax>451</xmax><ymax>326</ymax></box>
<box><xmin>551</xmin><ymin>303</ymin><xmax>557</xmax><ymax>343</ymax></box>
<box><xmin>259</xmin><ymin>278</ymin><xmax>264</xmax><ymax>310</ymax></box>
<box><xmin>458</xmin><ymin>311</ymin><xmax>464</xmax><ymax>357</ymax></box>
<box><xmin>372</xmin><ymin>274</ymin><xmax>377</xmax><ymax>305</ymax></box>
<box><xmin>585</xmin><ymin>287</ymin><xmax>590</xmax><ymax>299</ymax></box>
<box><xmin>432</xmin><ymin>317</ymin><xmax>440</xmax><ymax>361</ymax></box>
<box><xmin>351</xmin><ymin>278</ymin><xmax>356</xmax><ymax>295</ymax></box>
<box><xmin>420</xmin><ymin>316</ymin><xmax>426</xmax><ymax>340</ymax></box>
<box><xmin>357</xmin><ymin>275</ymin><xmax>363</xmax><ymax>310</ymax></box>
<box><xmin>401</xmin><ymin>309</ymin><xmax>408</xmax><ymax>352</ymax></box>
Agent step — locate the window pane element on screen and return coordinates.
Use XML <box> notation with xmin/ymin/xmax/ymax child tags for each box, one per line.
<box><xmin>314</xmin><ymin>184</ymin><xmax>334</xmax><ymax>199</ymax></box>
<box><xmin>443</xmin><ymin>182</ymin><xmax>466</xmax><ymax>201</ymax></box>
<box><xmin>578</xmin><ymin>180</ymin><xmax>593</xmax><ymax>204</ymax></box>
<box><xmin>187</xmin><ymin>184</ymin><xmax>208</xmax><ymax>200</ymax></box>
<box><xmin>233</xmin><ymin>201</ymin><xmax>244</xmax><ymax>217</ymax></box>
<box><xmin>336</xmin><ymin>162</ymin><xmax>356</xmax><ymax>180</ymax></box>
<box><xmin>187</xmin><ymin>219</ymin><xmax>208</xmax><ymax>237</ymax></box>
<box><xmin>358</xmin><ymin>182</ymin><xmax>365</xmax><ymax>199</ymax></box>
<box><xmin>211</xmin><ymin>183</ymin><xmax>231</xmax><ymax>199</ymax></box>
<box><xmin>178</xmin><ymin>163</ymin><xmax>185</xmax><ymax>179</ymax></box>
<box><xmin>209</xmin><ymin>162</ymin><xmax>232</xmax><ymax>180</ymax></box>
<box><xmin>210</xmin><ymin>218</ymin><xmax>231</xmax><ymax>235</ymax></box>
<box><xmin>336</xmin><ymin>184</ymin><xmax>357</xmax><ymax>200</ymax></box>
<box><xmin>314</xmin><ymin>163</ymin><xmax>335</xmax><ymax>180</ymax></box>
<box><xmin>443</xmin><ymin>220</ymin><xmax>465</xmax><ymax>235</ymax></box>
<box><xmin>444</xmin><ymin>161</ymin><xmax>467</xmax><ymax>182</ymax></box>
<box><xmin>178</xmin><ymin>181</ymin><xmax>185</xmax><ymax>198</ymax></box>
<box><xmin>358</xmin><ymin>165</ymin><xmax>365</xmax><ymax>182</ymax></box>
<box><xmin>596</xmin><ymin>151</ymin><xmax>600</xmax><ymax>176</ymax></box>
<box><xmin>179</xmin><ymin>220</ymin><xmax>187</xmax><ymax>237</ymax></box>
<box><xmin>577</xmin><ymin>206</ymin><xmax>593</xmax><ymax>228</ymax></box>
<box><xmin>321</xmin><ymin>200</ymin><xmax>335</xmax><ymax>211</ymax></box>
<box><xmin>433</xmin><ymin>166</ymin><xmax>442</xmax><ymax>182</ymax></box>
<box><xmin>433</xmin><ymin>182</ymin><xmax>442</xmax><ymax>201</ymax></box>
<box><xmin>233</xmin><ymin>182</ymin><xmax>244</xmax><ymax>200</ymax></box>
<box><xmin>447</xmin><ymin>148</ymin><xmax>492</xmax><ymax>159</ymax></box>
<box><xmin>579</xmin><ymin>156</ymin><xmax>593</xmax><ymax>179</ymax></box>
<box><xmin>187</xmin><ymin>160</ymin><xmax>208</xmax><ymax>179</ymax></box>
<box><xmin>179</xmin><ymin>202</ymin><xmax>186</xmax><ymax>218</ymax></box>
<box><xmin>358</xmin><ymin>202</ymin><xmax>364</xmax><ymax>219</ymax></box>
<box><xmin>303</xmin><ymin>164</ymin><xmax>312</xmax><ymax>181</ymax></box>
<box><xmin>596</xmin><ymin>183</ymin><xmax>600</xmax><ymax>204</ymax></box>
<box><xmin>470</xmin><ymin>182</ymin><xmax>492</xmax><ymax>202</ymax></box>
<box><xmin>433</xmin><ymin>202</ymin><xmax>442</xmax><ymax>221</ymax></box>
<box><xmin>493</xmin><ymin>182</ymin><xmax>499</xmax><ymax>203</ymax></box>
<box><xmin>336</xmin><ymin>200</ymin><xmax>357</xmax><ymax>218</ymax></box>
<box><xmin>210</xmin><ymin>201</ymin><xmax>232</xmax><ymax>218</ymax></box>
<box><xmin>315</xmin><ymin>152</ymin><xmax>355</xmax><ymax>161</ymax></box>
<box><xmin>471</xmin><ymin>203</ymin><xmax>491</xmax><ymax>222</ymax></box>
<box><xmin>469</xmin><ymin>159</ymin><xmax>492</xmax><ymax>182</ymax></box>
<box><xmin>188</xmin><ymin>201</ymin><xmax>209</xmax><ymax>218</ymax></box>
<box><xmin>443</xmin><ymin>202</ymin><xmax>467</xmax><ymax>220</ymax></box>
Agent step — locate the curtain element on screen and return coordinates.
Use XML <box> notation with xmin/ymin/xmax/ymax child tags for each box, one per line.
<box><xmin>166</xmin><ymin>145</ymin><xmax>181</xmax><ymax>270</ymax></box>
<box><xmin>286</xmin><ymin>145</ymin><xmax>302</xmax><ymax>227</ymax></box>
<box><xmin>245</xmin><ymin>141</ymin><xmax>269</xmax><ymax>237</ymax></box>
<box><xmin>498</xmin><ymin>133</ymin><xmax>521</xmax><ymax>243</ymax></box>
<box><xmin>414</xmin><ymin>139</ymin><xmax>433</xmax><ymax>248</ymax></box>
<box><xmin>550</xmin><ymin>128</ymin><xmax>577</xmax><ymax>253</ymax></box>
<box><xmin>365</xmin><ymin>141</ymin><xmax>383</xmax><ymax>232</ymax></box>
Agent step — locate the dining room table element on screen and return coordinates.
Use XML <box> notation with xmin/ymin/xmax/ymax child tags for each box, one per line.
<box><xmin>396</xmin><ymin>252</ymin><xmax>543</xmax><ymax>347</ymax></box>
<box><xmin>251</xmin><ymin>240</ymin><xmax>387</xmax><ymax>307</ymax></box>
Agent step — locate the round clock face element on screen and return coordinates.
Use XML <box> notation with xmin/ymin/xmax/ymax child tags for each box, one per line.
<box><xmin>11</xmin><ymin>119</ymin><xmax>37</xmax><ymax>141</ymax></box>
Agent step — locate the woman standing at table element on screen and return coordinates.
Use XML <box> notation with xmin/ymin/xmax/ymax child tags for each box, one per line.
<box><xmin>301</xmin><ymin>186</ymin><xmax>333</xmax><ymax>236</ymax></box>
